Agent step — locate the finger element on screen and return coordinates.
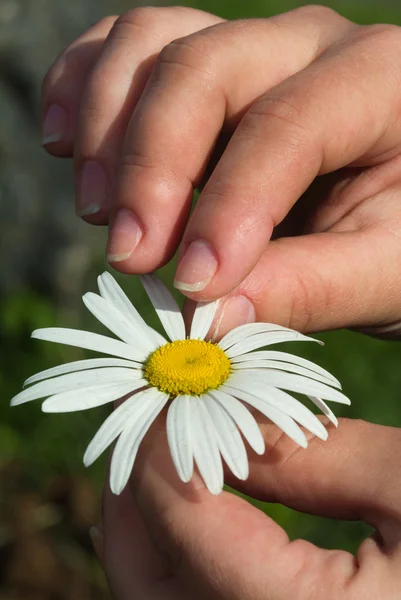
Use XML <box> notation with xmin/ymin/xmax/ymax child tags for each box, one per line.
<box><xmin>132</xmin><ymin>417</ymin><xmax>401</xmax><ymax>599</ymax></box>
<box><xmin>208</xmin><ymin>182</ymin><xmax>401</xmax><ymax>338</ymax></box>
<box><xmin>106</xmin><ymin>6</ymin><xmax>352</xmax><ymax>269</ymax></box>
<box><xmin>228</xmin><ymin>418</ymin><xmax>401</xmax><ymax>539</ymax></box>
<box><xmin>173</xmin><ymin>23</ymin><xmax>401</xmax><ymax>300</ymax></box>
<box><xmin>130</xmin><ymin>419</ymin><xmax>367</xmax><ymax>600</ymax></box>
<box><xmin>131</xmin><ymin>422</ymin><xmax>299</xmax><ymax>600</ymax></box>
<box><xmin>41</xmin><ymin>16</ymin><xmax>117</xmax><ymax>155</ymax></box>
<box><xmin>102</xmin><ymin>481</ymin><xmax>189</xmax><ymax>600</ymax></box>
<box><xmin>74</xmin><ymin>6</ymin><xmax>223</xmax><ymax>222</ymax></box>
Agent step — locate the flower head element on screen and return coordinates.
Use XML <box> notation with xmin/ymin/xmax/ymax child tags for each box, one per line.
<box><xmin>11</xmin><ymin>273</ymin><xmax>350</xmax><ymax>495</ymax></box>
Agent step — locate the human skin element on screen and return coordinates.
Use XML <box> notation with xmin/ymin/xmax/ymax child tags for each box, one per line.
<box><xmin>92</xmin><ymin>418</ymin><xmax>401</xmax><ymax>600</ymax></box>
<box><xmin>41</xmin><ymin>5</ymin><xmax>401</xmax><ymax>598</ymax></box>
<box><xmin>42</xmin><ymin>5</ymin><xmax>401</xmax><ymax>339</ymax></box>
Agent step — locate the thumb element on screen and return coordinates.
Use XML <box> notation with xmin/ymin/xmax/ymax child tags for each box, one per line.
<box><xmin>209</xmin><ymin>227</ymin><xmax>401</xmax><ymax>339</ymax></box>
<box><xmin>231</xmin><ymin>418</ymin><xmax>401</xmax><ymax>542</ymax></box>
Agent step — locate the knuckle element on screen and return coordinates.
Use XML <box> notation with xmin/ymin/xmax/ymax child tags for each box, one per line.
<box><xmin>355</xmin><ymin>23</ymin><xmax>401</xmax><ymax>51</ymax></box>
<box><xmin>286</xmin><ymin>263</ymin><xmax>324</xmax><ymax>332</ymax></box>
<box><xmin>243</xmin><ymin>95</ymin><xmax>312</xmax><ymax>146</ymax></box>
<box><xmin>296</xmin><ymin>4</ymin><xmax>340</xmax><ymax>22</ymax></box>
<box><xmin>112</xmin><ymin>6</ymin><xmax>163</xmax><ymax>36</ymax></box>
<box><xmin>157</xmin><ymin>36</ymin><xmax>217</xmax><ymax>80</ymax></box>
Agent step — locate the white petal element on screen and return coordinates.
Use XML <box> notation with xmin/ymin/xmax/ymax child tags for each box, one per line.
<box><xmin>225</xmin><ymin>331</ymin><xmax>320</xmax><ymax>358</ymax></box>
<box><xmin>98</xmin><ymin>272</ymin><xmax>166</xmax><ymax>347</ymax></box>
<box><xmin>308</xmin><ymin>396</ymin><xmax>338</xmax><ymax>427</ymax></box>
<box><xmin>42</xmin><ymin>381</ymin><xmax>146</xmax><ymax>413</ymax></box>
<box><xmin>219</xmin><ymin>322</ymin><xmax>321</xmax><ymax>351</ymax></box>
<box><xmin>229</xmin><ymin>370</ymin><xmax>350</xmax><ymax>404</ymax></box>
<box><xmin>84</xmin><ymin>389</ymin><xmax>154</xmax><ymax>466</ymax></box>
<box><xmin>83</xmin><ymin>292</ymin><xmax>155</xmax><ymax>355</ymax></box>
<box><xmin>223</xmin><ymin>378</ymin><xmax>327</xmax><ymax>441</ymax></box>
<box><xmin>207</xmin><ymin>389</ymin><xmax>265</xmax><ymax>455</ymax></box>
<box><xmin>141</xmin><ymin>274</ymin><xmax>186</xmax><ymax>341</ymax></box>
<box><xmin>166</xmin><ymin>395</ymin><xmax>193</xmax><ymax>483</ymax></box>
<box><xmin>11</xmin><ymin>367</ymin><xmax>143</xmax><ymax>405</ymax></box>
<box><xmin>231</xmin><ymin>350</ymin><xmax>341</xmax><ymax>388</ymax></box>
<box><xmin>31</xmin><ymin>328</ymin><xmax>144</xmax><ymax>362</ymax></box>
<box><xmin>220</xmin><ymin>383</ymin><xmax>308</xmax><ymax>448</ymax></box>
<box><xmin>191</xmin><ymin>397</ymin><xmax>224</xmax><ymax>495</ymax></box>
<box><xmin>202</xmin><ymin>394</ymin><xmax>249</xmax><ymax>480</ymax></box>
<box><xmin>109</xmin><ymin>388</ymin><xmax>169</xmax><ymax>494</ymax></box>
<box><xmin>232</xmin><ymin>359</ymin><xmax>339</xmax><ymax>388</ymax></box>
<box><xmin>190</xmin><ymin>300</ymin><xmax>220</xmax><ymax>341</ymax></box>
<box><xmin>24</xmin><ymin>358</ymin><xmax>141</xmax><ymax>387</ymax></box>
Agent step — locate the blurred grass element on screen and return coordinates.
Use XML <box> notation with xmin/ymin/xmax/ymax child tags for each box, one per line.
<box><xmin>2</xmin><ymin>2</ymin><xmax>401</xmax><ymax>594</ymax></box>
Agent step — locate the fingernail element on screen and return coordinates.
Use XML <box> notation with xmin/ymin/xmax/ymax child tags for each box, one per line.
<box><xmin>77</xmin><ymin>161</ymin><xmax>108</xmax><ymax>217</ymax></box>
<box><xmin>42</xmin><ymin>104</ymin><xmax>67</xmax><ymax>145</ymax></box>
<box><xmin>107</xmin><ymin>208</ymin><xmax>143</xmax><ymax>262</ymax></box>
<box><xmin>211</xmin><ymin>295</ymin><xmax>256</xmax><ymax>341</ymax></box>
<box><xmin>174</xmin><ymin>240</ymin><xmax>218</xmax><ymax>292</ymax></box>
<box><xmin>89</xmin><ymin>523</ymin><xmax>104</xmax><ymax>560</ymax></box>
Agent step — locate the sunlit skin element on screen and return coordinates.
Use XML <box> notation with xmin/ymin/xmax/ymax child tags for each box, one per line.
<box><xmin>42</xmin><ymin>5</ymin><xmax>401</xmax><ymax>599</ymax></box>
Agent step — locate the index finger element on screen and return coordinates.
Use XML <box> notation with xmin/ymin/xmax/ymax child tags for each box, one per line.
<box><xmin>173</xmin><ymin>24</ymin><xmax>401</xmax><ymax>299</ymax></box>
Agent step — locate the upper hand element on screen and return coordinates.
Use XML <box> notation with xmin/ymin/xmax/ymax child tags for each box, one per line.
<box><xmin>42</xmin><ymin>5</ymin><xmax>401</xmax><ymax>336</ymax></box>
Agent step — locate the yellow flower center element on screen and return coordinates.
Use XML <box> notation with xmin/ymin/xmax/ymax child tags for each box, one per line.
<box><xmin>144</xmin><ymin>339</ymin><xmax>231</xmax><ymax>396</ymax></box>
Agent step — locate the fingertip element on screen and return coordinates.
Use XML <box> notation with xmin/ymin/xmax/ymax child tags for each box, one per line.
<box><xmin>173</xmin><ymin>239</ymin><xmax>219</xmax><ymax>294</ymax></box>
<box><xmin>210</xmin><ymin>295</ymin><xmax>256</xmax><ymax>341</ymax></box>
<box><xmin>106</xmin><ymin>208</ymin><xmax>143</xmax><ymax>265</ymax></box>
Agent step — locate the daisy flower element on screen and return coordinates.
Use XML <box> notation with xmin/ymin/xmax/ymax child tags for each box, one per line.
<box><xmin>11</xmin><ymin>272</ymin><xmax>350</xmax><ymax>495</ymax></box>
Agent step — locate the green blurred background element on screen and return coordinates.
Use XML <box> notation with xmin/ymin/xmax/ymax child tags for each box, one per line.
<box><xmin>1</xmin><ymin>0</ymin><xmax>401</xmax><ymax>598</ymax></box>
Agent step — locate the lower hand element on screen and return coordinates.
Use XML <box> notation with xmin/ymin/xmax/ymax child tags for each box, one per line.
<box><xmin>92</xmin><ymin>418</ymin><xmax>401</xmax><ymax>600</ymax></box>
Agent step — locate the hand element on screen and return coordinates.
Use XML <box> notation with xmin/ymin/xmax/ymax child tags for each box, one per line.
<box><xmin>91</xmin><ymin>418</ymin><xmax>401</xmax><ymax>600</ymax></box>
<box><xmin>42</xmin><ymin>5</ymin><xmax>401</xmax><ymax>338</ymax></box>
